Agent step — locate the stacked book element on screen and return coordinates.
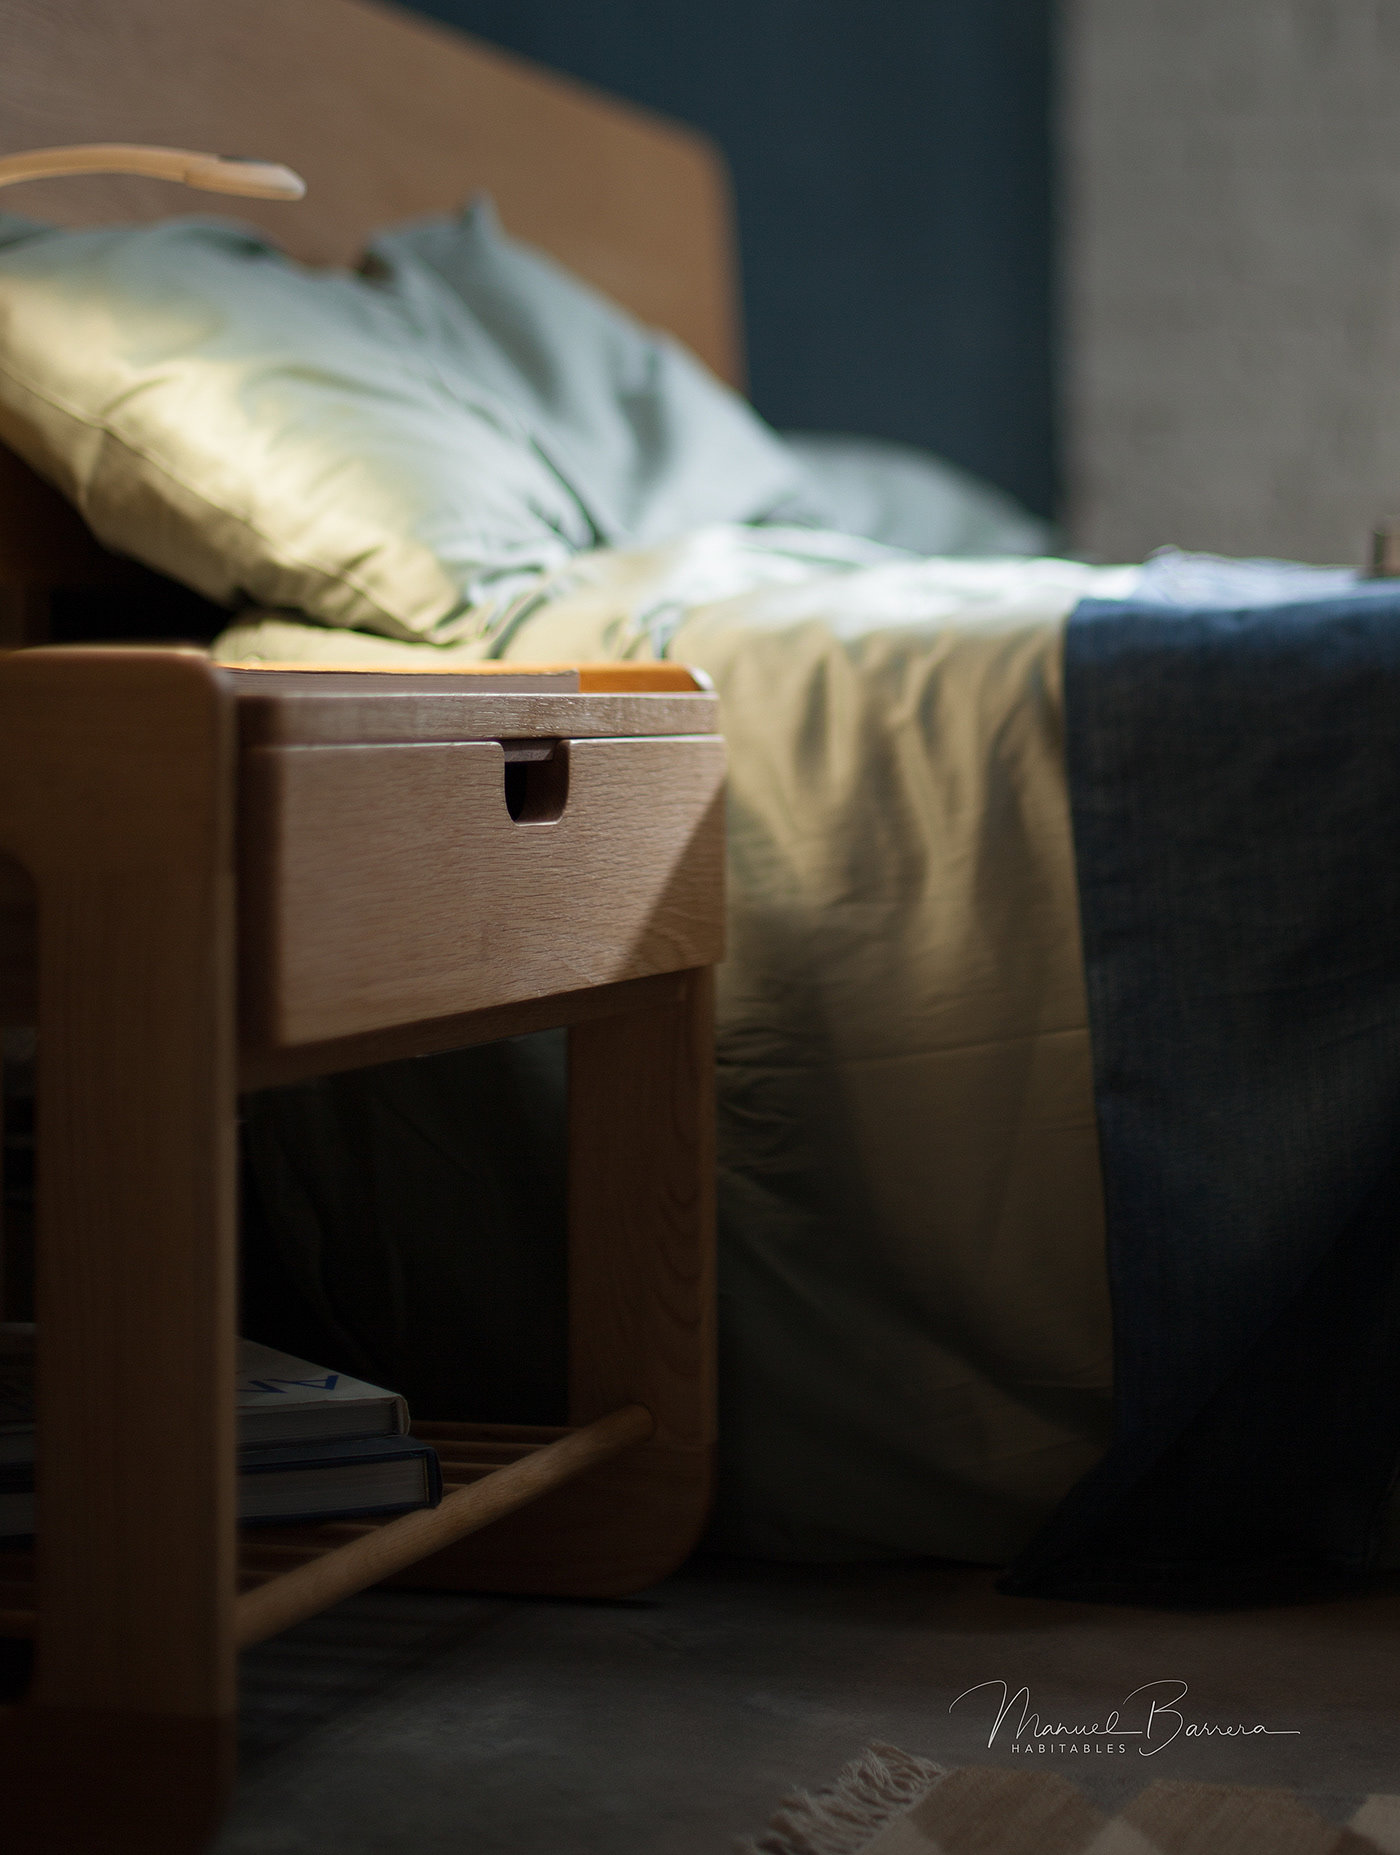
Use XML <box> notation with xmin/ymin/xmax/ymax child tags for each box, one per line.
<box><xmin>0</xmin><ymin>1328</ymin><xmax>442</xmax><ymax>1535</ymax></box>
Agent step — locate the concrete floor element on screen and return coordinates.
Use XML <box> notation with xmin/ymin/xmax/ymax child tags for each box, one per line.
<box><xmin>214</xmin><ymin>1557</ymin><xmax>1400</xmax><ymax>1854</ymax></box>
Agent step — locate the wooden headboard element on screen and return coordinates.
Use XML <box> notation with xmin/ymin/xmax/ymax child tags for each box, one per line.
<box><xmin>0</xmin><ymin>0</ymin><xmax>743</xmax><ymax>645</ymax></box>
<box><xmin>0</xmin><ymin>0</ymin><xmax>740</xmax><ymax>379</ymax></box>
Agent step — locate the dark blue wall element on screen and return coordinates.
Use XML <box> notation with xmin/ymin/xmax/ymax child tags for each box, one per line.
<box><xmin>399</xmin><ymin>0</ymin><xmax>1055</xmax><ymax>517</ymax></box>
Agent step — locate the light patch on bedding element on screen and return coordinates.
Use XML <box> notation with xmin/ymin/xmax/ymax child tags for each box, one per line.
<box><xmin>649</xmin><ymin>557</ymin><xmax>1123</xmax><ymax>1558</ymax></box>
<box><xmin>214</xmin><ymin>528</ymin><xmax>1138</xmax><ymax>666</ymax></box>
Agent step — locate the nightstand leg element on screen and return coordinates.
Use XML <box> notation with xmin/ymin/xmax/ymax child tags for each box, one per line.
<box><xmin>402</xmin><ymin>965</ymin><xmax>717</xmax><ymax>1596</ymax></box>
<box><xmin>0</xmin><ymin>652</ymin><xmax>239</xmax><ymax>1853</ymax></box>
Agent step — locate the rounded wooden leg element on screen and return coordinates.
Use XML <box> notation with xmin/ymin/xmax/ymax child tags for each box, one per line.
<box><xmin>400</xmin><ymin>968</ymin><xmax>717</xmax><ymax>1597</ymax></box>
<box><xmin>0</xmin><ymin>653</ymin><xmax>240</xmax><ymax>1853</ymax></box>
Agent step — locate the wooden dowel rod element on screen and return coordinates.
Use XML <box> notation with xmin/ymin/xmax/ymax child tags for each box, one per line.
<box><xmin>234</xmin><ymin>1404</ymin><xmax>653</xmax><ymax>1648</ymax></box>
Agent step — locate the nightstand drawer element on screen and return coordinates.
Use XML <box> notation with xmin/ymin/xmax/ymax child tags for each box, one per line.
<box><xmin>239</xmin><ymin>733</ymin><xmax>726</xmax><ymax>1048</ymax></box>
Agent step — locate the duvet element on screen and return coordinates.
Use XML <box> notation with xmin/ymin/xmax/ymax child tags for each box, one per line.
<box><xmin>225</xmin><ymin>534</ymin><xmax>1129</xmax><ymax>1569</ymax></box>
<box><xmin>222</xmin><ymin>534</ymin><xmax>1400</xmax><ymax>1603</ymax></box>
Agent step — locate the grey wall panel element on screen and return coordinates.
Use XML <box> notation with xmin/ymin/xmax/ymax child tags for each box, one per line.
<box><xmin>1066</xmin><ymin>0</ymin><xmax>1400</xmax><ymax>564</ymax></box>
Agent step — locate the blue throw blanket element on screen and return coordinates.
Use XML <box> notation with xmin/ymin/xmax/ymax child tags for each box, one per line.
<box><xmin>1003</xmin><ymin>561</ymin><xmax>1400</xmax><ymax>1605</ymax></box>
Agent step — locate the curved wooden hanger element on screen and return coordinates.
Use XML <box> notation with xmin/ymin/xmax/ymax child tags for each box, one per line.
<box><xmin>0</xmin><ymin>144</ymin><xmax>303</xmax><ymax>199</ymax></box>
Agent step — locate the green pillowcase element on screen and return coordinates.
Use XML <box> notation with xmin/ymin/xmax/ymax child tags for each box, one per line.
<box><xmin>0</xmin><ymin>211</ymin><xmax>604</xmax><ymax>642</ymax></box>
<box><xmin>0</xmin><ymin>203</ymin><xmax>817</xmax><ymax>643</ymax></box>
<box><xmin>364</xmin><ymin>199</ymin><xmax>817</xmax><ymax>547</ymax></box>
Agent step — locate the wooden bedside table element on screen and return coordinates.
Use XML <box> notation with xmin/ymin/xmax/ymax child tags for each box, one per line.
<box><xmin>0</xmin><ymin>647</ymin><xmax>725</xmax><ymax>1853</ymax></box>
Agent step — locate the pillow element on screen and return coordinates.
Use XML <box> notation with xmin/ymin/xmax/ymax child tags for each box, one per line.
<box><xmin>0</xmin><ymin>213</ymin><xmax>594</xmax><ymax>642</ymax></box>
<box><xmin>0</xmin><ymin>202</ymin><xmax>1039</xmax><ymax>651</ymax></box>
<box><xmin>782</xmin><ymin>431</ymin><xmax>1053</xmax><ymax>557</ymax></box>
<box><xmin>364</xmin><ymin>199</ymin><xmax>819</xmax><ymax>544</ymax></box>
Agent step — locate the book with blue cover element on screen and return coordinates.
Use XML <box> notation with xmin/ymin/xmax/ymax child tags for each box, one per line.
<box><xmin>0</xmin><ymin>1325</ymin><xmax>439</xmax><ymax>1535</ymax></box>
<box><xmin>0</xmin><ymin>1328</ymin><xmax>411</xmax><ymax>1466</ymax></box>
<box><xmin>0</xmin><ymin>1434</ymin><xmax>443</xmax><ymax>1537</ymax></box>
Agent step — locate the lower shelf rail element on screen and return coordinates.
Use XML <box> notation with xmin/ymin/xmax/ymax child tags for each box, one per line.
<box><xmin>0</xmin><ymin>1402</ymin><xmax>655</xmax><ymax>1647</ymax></box>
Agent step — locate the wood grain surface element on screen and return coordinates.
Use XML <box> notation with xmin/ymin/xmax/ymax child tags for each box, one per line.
<box><xmin>240</xmin><ymin>733</ymin><xmax>726</xmax><ymax>1047</ymax></box>
<box><xmin>231</xmin><ymin>683</ymin><xmax>720</xmax><ymax>749</ymax></box>
<box><xmin>0</xmin><ymin>650</ymin><xmax>239</xmax><ymax>1715</ymax></box>
<box><xmin>239</xmin><ymin>968</ymin><xmax>686</xmax><ymax>1092</ymax></box>
<box><xmin>0</xmin><ymin>648</ymin><xmax>239</xmax><ymax>1846</ymax></box>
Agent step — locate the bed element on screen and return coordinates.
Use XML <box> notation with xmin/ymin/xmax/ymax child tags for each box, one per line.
<box><xmin>1</xmin><ymin>0</ymin><xmax>1395</xmax><ymax>1646</ymax></box>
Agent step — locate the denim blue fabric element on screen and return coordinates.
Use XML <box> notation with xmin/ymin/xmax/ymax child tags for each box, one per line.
<box><xmin>1002</xmin><ymin>588</ymin><xmax>1400</xmax><ymax>1605</ymax></box>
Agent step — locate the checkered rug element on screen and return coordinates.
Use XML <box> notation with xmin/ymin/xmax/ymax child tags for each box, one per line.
<box><xmin>739</xmin><ymin>1745</ymin><xmax>1400</xmax><ymax>1854</ymax></box>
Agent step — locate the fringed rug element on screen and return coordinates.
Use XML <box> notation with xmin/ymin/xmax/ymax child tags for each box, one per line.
<box><xmin>739</xmin><ymin>1744</ymin><xmax>1400</xmax><ymax>1855</ymax></box>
